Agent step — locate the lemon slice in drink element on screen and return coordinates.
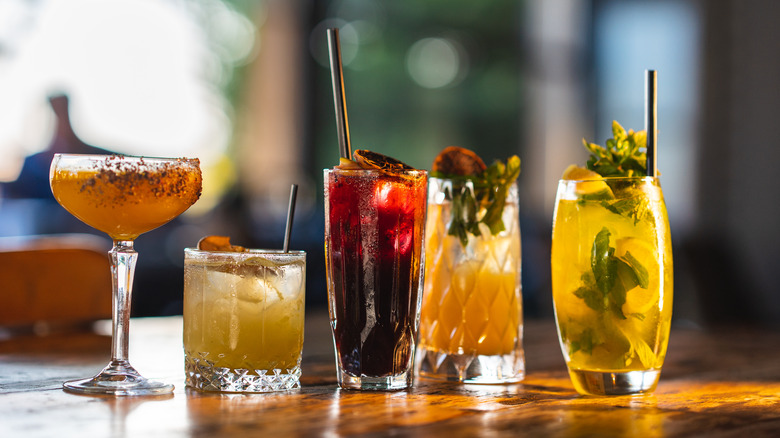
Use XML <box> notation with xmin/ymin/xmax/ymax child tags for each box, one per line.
<box><xmin>561</xmin><ymin>165</ymin><xmax>613</xmax><ymax>198</ymax></box>
<box><xmin>615</xmin><ymin>237</ymin><xmax>660</xmax><ymax>316</ymax></box>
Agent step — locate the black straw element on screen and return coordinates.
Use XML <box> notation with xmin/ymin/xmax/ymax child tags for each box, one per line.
<box><xmin>645</xmin><ymin>69</ymin><xmax>657</xmax><ymax>177</ymax></box>
<box><xmin>283</xmin><ymin>184</ymin><xmax>298</xmax><ymax>253</ymax></box>
<box><xmin>327</xmin><ymin>28</ymin><xmax>352</xmax><ymax>160</ymax></box>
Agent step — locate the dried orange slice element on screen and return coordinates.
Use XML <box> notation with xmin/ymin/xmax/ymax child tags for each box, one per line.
<box><xmin>353</xmin><ymin>149</ymin><xmax>415</xmax><ymax>173</ymax></box>
<box><xmin>197</xmin><ymin>235</ymin><xmax>246</xmax><ymax>252</ymax></box>
<box><xmin>431</xmin><ymin>146</ymin><xmax>486</xmax><ymax>177</ymax></box>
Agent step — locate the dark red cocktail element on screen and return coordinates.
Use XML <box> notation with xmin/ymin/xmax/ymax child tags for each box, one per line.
<box><xmin>324</xmin><ymin>167</ymin><xmax>427</xmax><ymax>390</ymax></box>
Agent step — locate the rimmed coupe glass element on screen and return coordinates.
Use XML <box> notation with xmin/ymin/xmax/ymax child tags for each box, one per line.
<box><xmin>50</xmin><ymin>154</ymin><xmax>202</xmax><ymax>395</ymax></box>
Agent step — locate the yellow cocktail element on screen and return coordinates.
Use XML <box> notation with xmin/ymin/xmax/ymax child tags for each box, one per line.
<box><xmin>552</xmin><ymin>176</ymin><xmax>673</xmax><ymax>395</ymax></box>
<box><xmin>183</xmin><ymin>249</ymin><xmax>306</xmax><ymax>392</ymax></box>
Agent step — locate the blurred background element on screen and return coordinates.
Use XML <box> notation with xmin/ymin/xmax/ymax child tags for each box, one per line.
<box><xmin>0</xmin><ymin>0</ymin><xmax>778</xmax><ymax>328</ymax></box>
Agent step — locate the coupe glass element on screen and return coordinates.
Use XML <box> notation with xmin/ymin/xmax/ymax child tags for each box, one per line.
<box><xmin>50</xmin><ymin>154</ymin><xmax>202</xmax><ymax>395</ymax></box>
<box><xmin>551</xmin><ymin>176</ymin><xmax>673</xmax><ymax>395</ymax></box>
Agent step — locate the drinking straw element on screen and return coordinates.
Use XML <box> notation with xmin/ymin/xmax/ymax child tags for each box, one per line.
<box><xmin>327</xmin><ymin>28</ymin><xmax>352</xmax><ymax>160</ymax></box>
<box><xmin>283</xmin><ymin>184</ymin><xmax>298</xmax><ymax>253</ymax></box>
<box><xmin>645</xmin><ymin>69</ymin><xmax>657</xmax><ymax>177</ymax></box>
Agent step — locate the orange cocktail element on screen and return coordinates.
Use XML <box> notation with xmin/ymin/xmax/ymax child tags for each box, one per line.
<box><xmin>50</xmin><ymin>154</ymin><xmax>201</xmax><ymax>396</ymax></box>
<box><xmin>50</xmin><ymin>156</ymin><xmax>202</xmax><ymax>240</ymax></box>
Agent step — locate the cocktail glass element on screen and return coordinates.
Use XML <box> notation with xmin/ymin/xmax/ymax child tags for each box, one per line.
<box><xmin>183</xmin><ymin>249</ymin><xmax>306</xmax><ymax>392</ymax></box>
<box><xmin>324</xmin><ymin>167</ymin><xmax>427</xmax><ymax>390</ymax></box>
<box><xmin>416</xmin><ymin>178</ymin><xmax>524</xmax><ymax>383</ymax></box>
<box><xmin>50</xmin><ymin>154</ymin><xmax>202</xmax><ymax>395</ymax></box>
<box><xmin>551</xmin><ymin>176</ymin><xmax>673</xmax><ymax>395</ymax></box>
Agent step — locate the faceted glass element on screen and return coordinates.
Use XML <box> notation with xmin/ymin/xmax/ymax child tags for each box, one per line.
<box><xmin>417</xmin><ymin>178</ymin><xmax>524</xmax><ymax>383</ymax></box>
<box><xmin>183</xmin><ymin>249</ymin><xmax>306</xmax><ymax>393</ymax></box>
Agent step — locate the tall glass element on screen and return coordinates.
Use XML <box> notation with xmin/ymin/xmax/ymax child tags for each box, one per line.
<box><xmin>183</xmin><ymin>249</ymin><xmax>306</xmax><ymax>393</ymax></box>
<box><xmin>324</xmin><ymin>167</ymin><xmax>427</xmax><ymax>390</ymax></box>
<box><xmin>551</xmin><ymin>177</ymin><xmax>673</xmax><ymax>395</ymax></box>
<box><xmin>50</xmin><ymin>154</ymin><xmax>202</xmax><ymax>395</ymax></box>
<box><xmin>416</xmin><ymin>178</ymin><xmax>524</xmax><ymax>383</ymax></box>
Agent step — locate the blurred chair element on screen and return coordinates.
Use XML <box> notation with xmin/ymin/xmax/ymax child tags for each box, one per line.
<box><xmin>0</xmin><ymin>234</ymin><xmax>112</xmax><ymax>336</ymax></box>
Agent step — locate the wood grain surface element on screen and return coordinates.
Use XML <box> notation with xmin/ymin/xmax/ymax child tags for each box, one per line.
<box><xmin>2</xmin><ymin>312</ymin><xmax>780</xmax><ymax>437</ymax></box>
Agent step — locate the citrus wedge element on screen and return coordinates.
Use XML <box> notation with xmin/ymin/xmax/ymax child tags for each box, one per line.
<box><xmin>561</xmin><ymin>165</ymin><xmax>613</xmax><ymax>198</ymax></box>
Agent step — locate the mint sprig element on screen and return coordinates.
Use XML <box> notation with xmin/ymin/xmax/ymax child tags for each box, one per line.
<box><xmin>583</xmin><ymin>121</ymin><xmax>647</xmax><ymax>177</ymax></box>
<box><xmin>432</xmin><ymin>155</ymin><xmax>521</xmax><ymax>248</ymax></box>
<box><xmin>572</xmin><ymin>227</ymin><xmax>649</xmax><ymax>322</ymax></box>
<box><xmin>566</xmin><ymin>227</ymin><xmax>651</xmax><ymax>359</ymax></box>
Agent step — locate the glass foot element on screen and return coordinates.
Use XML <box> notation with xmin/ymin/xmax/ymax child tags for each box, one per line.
<box><xmin>337</xmin><ymin>369</ymin><xmax>412</xmax><ymax>391</ymax></box>
<box><xmin>63</xmin><ymin>360</ymin><xmax>174</xmax><ymax>396</ymax></box>
<box><xmin>568</xmin><ymin>369</ymin><xmax>661</xmax><ymax>396</ymax></box>
<box><xmin>416</xmin><ymin>346</ymin><xmax>525</xmax><ymax>384</ymax></box>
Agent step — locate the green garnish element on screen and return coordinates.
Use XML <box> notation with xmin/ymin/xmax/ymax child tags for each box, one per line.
<box><xmin>583</xmin><ymin>121</ymin><xmax>647</xmax><ymax>177</ymax></box>
<box><xmin>580</xmin><ymin>121</ymin><xmax>654</xmax><ymax>224</ymax></box>
<box><xmin>571</xmin><ymin>227</ymin><xmax>649</xmax><ymax>322</ymax></box>
<box><xmin>570</xmin><ymin>327</ymin><xmax>597</xmax><ymax>355</ymax></box>
<box><xmin>566</xmin><ymin>227</ymin><xmax>652</xmax><ymax>360</ymax></box>
<box><xmin>432</xmin><ymin>155</ymin><xmax>521</xmax><ymax>248</ymax></box>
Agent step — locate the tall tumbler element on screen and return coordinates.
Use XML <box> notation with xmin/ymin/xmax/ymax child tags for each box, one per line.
<box><xmin>416</xmin><ymin>178</ymin><xmax>524</xmax><ymax>383</ymax></box>
<box><xmin>324</xmin><ymin>167</ymin><xmax>427</xmax><ymax>390</ymax></box>
<box><xmin>552</xmin><ymin>176</ymin><xmax>673</xmax><ymax>395</ymax></box>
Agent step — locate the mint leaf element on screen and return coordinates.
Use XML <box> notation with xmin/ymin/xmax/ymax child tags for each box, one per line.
<box><xmin>620</xmin><ymin>251</ymin><xmax>649</xmax><ymax>289</ymax></box>
<box><xmin>481</xmin><ymin>185</ymin><xmax>508</xmax><ymax>235</ymax></box>
<box><xmin>608</xmin><ymin>280</ymin><xmax>627</xmax><ymax>320</ymax></box>
<box><xmin>570</xmin><ymin>328</ymin><xmax>597</xmax><ymax>355</ymax></box>
<box><xmin>573</xmin><ymin>286</ymin><xmax>605</xmax><ymax>312</ymax></box>
<box><xmin>601</xmin><ymin>196</ymin><xmax>651</xmax><ymax>225</ymax></box>
<box><xmin>447</xmin><ymin>187</ymin><xmax>470</xmax><ymax>247</ymax></box>
<box><xmin>591</xmin><ymin>228</ymin><xmax>617</xmax><ymax>295</ymax></box>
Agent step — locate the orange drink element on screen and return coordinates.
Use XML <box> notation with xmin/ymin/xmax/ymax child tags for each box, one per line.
<box><xmin>50</xmin><ymin>156</ymin><xmax>202</xmax><ymax>240</ymax></box>
<box><xmin>415</xmin><ymin>147</ymin><xmax>523</xmax><ymax>384</ymax></box>
<box><xmin>50</xmin><ymin>154</ymin><xmax>201</xmax><ymax>396</ymax></box>
<box><xmin>417</xmin><ymin>178</ymin><xmax>524</xmax><ymax>383</ymax></box>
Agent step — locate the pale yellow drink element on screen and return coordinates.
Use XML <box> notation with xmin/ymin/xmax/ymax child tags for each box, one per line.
<box><xmin>183</xmin><ymin>249</ymin><xmax>305</xmax><ymax>392</ymax></box>
<box><xmin>417</xmin><ymin>178</ymin><xmax>524</xmax><ymax>383</ymax></box>
<box><xmin>551</xmin><ymin>177</ymin><xmax>672</xmax><ymax>395</ymax></box>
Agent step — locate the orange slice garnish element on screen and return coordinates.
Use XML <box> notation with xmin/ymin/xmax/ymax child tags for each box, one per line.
<box><xmin>431</xmin><ymin>146</ymin><xmax>486</xmax><ymax>177</ymax></box>
<box><xmin>353</xmin><ymin>149</ymin><xmax>415</xmax><ymax>173</ymax></box>
<box><xmin>197</xmin><ymin>235</ymin><xmax>246</xmax><ymax>252</ymax></box>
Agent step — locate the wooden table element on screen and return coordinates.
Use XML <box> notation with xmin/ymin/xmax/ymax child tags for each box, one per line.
<box><xmin>2</xmin><ymin>312</ymin><xmax>780</xmax><ymax>437</ymax></box>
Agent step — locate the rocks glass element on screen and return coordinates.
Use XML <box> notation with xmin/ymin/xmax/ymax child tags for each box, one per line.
<box><xmin>183</xmin><ymin>249</ymin><xmax>306</xmax><ymax>393</ymax></box>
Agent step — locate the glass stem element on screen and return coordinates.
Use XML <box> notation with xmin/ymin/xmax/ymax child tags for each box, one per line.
<box><xmin>109</xmin><ymin>240</ymin><xmax>137</xmax><ymax>364</ymax></box>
